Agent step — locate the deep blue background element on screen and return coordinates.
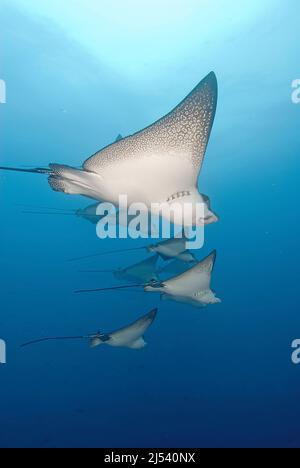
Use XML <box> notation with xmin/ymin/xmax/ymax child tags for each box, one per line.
<box><xmin>0</xmin><ymin>1</ymin><xmax>300</xmax><ymax>448</ymax></box>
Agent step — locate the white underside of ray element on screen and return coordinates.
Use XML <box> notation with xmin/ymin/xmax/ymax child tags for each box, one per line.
<box><xmin>90</xmin><ymin>309</ymin><xmax>157</xmax><ymax>349</ymax></box>
<box><xmin>144</xmin><ymin>251</ymin><xmax>220</xmax><ymax>306</ymax></box>
<box><xmin>164</xmin><ymin>254</ymin><xmax>214</xmax><ymax>294</ymax></box>
<box><xmin>91</xmin><ymin>155</ymin><xmax>196</xmax><ymax>206</ymax></box>
<box><xmin>49</xmin><ymin>156</ymin><xmax>197</xmax><ymax>207</ymax></box>
<box><xmin>161</xmin><ymin>290</ymin><xmax>218</xmax><ymax>308</ymax></box>
<box><xmin>149</xmin><ymin>236</ymin><xmax>196</xmax><ymax>262</ymax></box>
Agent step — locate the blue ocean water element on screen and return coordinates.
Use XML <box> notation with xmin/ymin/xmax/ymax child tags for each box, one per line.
<box><xmin>0</xmin><ymin>0</ymin><xmax>300</xmax><ymax>448</ymax></box>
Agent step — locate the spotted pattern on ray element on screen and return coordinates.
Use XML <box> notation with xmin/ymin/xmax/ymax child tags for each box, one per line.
<box><xmin>83</xmin><ymin>72</ymin><xmax>217</xmax><ymax>173</ymax></box>
<box><xmin>187</xmin><ymin>250</ymin><xmax>216</xmax><ymax>275</ymax></box>
<box><xmin>196</xmin><ymin>252</ymin><xmax>215</xmax><ymax>274</ymax></box>
<box><xmin>171</xmin><ymin>250</ymin><xmax>216</xmax><ymax>283</ymax></box>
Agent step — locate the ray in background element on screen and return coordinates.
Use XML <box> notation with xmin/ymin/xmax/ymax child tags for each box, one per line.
<box><xmin>80</xmin><ymin>254</ymin><xmax>160</xmax><ymax>285</ymax></box>
<box><xmin>21</xmin><ymin>308</ymin><xmax>158</xmax><ymax>350</ymax></box>
<box><xmin>76</xmin><ymin>251</ymin><xmax>220</xmax><ymax>308</ymax></box>
<box><xmin>69</xmin><ymin>234</ymin><xmax>198</xmax><ymax>263</ymax></box>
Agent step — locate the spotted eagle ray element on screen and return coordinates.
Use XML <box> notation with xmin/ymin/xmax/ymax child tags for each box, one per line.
<box><xmin>69</xmin><ymin>234</ymin><xmax>197</xmax><ymax>263</ymax></box>
<box><xmin>19</xmin><ymin>202</ymin><xmax>102</xmax><ymax>224</ymax></box>
<box><xmin>81</xmin><ymin>254</ymin><xmax>160</xmax><ymax>285</ymax></box>
<box><xmin>80</xmin><ymin>254</ymin><xmax>194</xmax><ymax>284</ymax></box>
<box><xmin>75</xmin><ymin>251</ymin><xmax>220</xmax><ymax>308</ymax></box>
<box><xmin>0</xmin><ymin>72</ymin><xmax>218</xmax><ymax>227</ymax></box>
<box><xmin>21</xmin><ymin>202</ymin><xmax>157</xmax><ymax>234</ymax></box>
<box><xmin>21</xmin><ymin>308</ymin><xmax>157</xmax><ymax>350</ymax></box>
<box><xmin>145</xmin><ymin>250</ymin><xmax>221</xmax><ymax>307</ymax></box>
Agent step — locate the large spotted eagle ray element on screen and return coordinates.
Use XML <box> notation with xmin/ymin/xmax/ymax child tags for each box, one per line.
<box><xmin>0</xmin><ymin>72</ymin><xmax>218</xmax><ymax>226</ymax></box>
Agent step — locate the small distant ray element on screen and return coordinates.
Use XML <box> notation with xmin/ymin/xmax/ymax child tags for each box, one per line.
<box><xmin>19</xmin><ymin>202</ymin><xmax>102</xmax><ymax>224</ymax></box>
<box><xmin>21</xmin><ymin>202</ymin><xmax>156</xmax><ymax>234</ymax></box>
<box><xmin>21</xmin><ymin>309</ymin><xmax>157</xmax><ymax>350</ymax></box>
<box><xmin>69</xmin><ymin>233</ymin><xmax>197</xmax><ymax>263</ymax></box>
<box><xmin>0</xmin><ymin>79</ymin><xmax>6</xmax><ymax>104</ymax></box>
<box><xmin>147</xmin><ymin>235</ymin><xmax>197</xmax><ymax>263</ymax></box>
<box><xmin>81</xmin><ymin>254</ymin><xmax>160</xmax><ymax>285</ymax></box>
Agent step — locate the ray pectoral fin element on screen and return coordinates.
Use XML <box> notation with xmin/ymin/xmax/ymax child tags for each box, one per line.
<box><xmin>158</xmin><ymin>252</ymin><xmax>173</xmax><ymax>261</ymax></box>
<box><xmin>127</xmin><ymin>337</ymin><xmax>146</xmax><ymax>349</ymax></box>
<box><xmin>207</xmin><ymin>249</ymin><xmax>217</xmax><ymax>273</ymax></box>
<box><xmin>47</xmin><ymin>164</ymin><xmax>104</xmax><ymax>199</ymax></box>
<box><xmin>140</xmin><ymin>308</ymin><xmax>158</xmax><ymax>326</ymax></box>
<box><xmin>88</xmin><ymin>334</ymin><xmax>111</xmax><ymax>348</ymax></box>
<box><xmin>83</xmin><ymin>72</ymin><xmax>218</xmax><ymax>184</ymax></box>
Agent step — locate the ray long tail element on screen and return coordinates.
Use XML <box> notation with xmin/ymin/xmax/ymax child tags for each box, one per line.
<box><xmin>75</xmin><ymin>284</ymin><xmax>142</xmax><ymax>294</ymax></box>
<box><xmin>0</xmin><ymin>166</ymin><xmax>51</xmax><ymax>174</ymax></box>
<box><xmin>68</xmin><ymin>246</ymin><xmax>145</xmax><ymax>262</ymax></box>
<box><xmin>21</xmin><ymin>335</ymin><xmax>86</xmax><ymax>347</ymax></box>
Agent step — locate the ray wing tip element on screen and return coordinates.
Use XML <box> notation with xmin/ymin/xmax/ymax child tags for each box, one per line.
<box><xmin>191</xmin><ymin>71</ymin><xmax>218</xmax><ymax>102</ymax></box>
<box><xmin>148</xmin><ymin>308</ymin><xmax>158</xmax><ymax>319</ymax></box>
<box><xmin>198</xmin><ymin>249</ymin><xmax>217</xmax><ymax>268</ymax></box>
<box><xmin>209</xmin><ymin>249</ymin><xmax>217</xmax><ymax>261</ymax></box>
<box><xmin>200</xmin><ymin>71</ymin><xmax>218</xmax><ymax>95</ymax></box>
<box><xmin>209</xmin><ymin>250</ymin><xmax>217</xmax><ymax>270</ymax></box>
<box><xmin>206</xmin><ymin>71</ymin><xmax>217</xmax><ymax>83</ymax></box>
